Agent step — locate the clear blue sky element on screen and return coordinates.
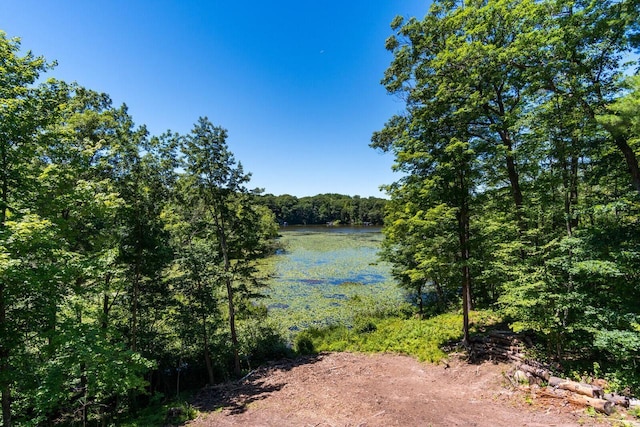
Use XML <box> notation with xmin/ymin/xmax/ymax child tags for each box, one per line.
<box><xmin>1</xmin><ymin>1</ymin><xmax>428</xmax><ymax>198</ymax></box>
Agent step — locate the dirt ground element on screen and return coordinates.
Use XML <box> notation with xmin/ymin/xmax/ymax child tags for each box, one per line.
<box><xmin>187</xmin><ymin>352</ymin><xmax>623</xmax><ymax>427</ymax></box>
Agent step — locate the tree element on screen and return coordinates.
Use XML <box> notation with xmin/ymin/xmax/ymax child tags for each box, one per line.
<box><xmin>0</xmin><ymin>32</ymin><xmax>57</xmax><ymax>426</ymax></box>
<box><xmin>179</xmin><ymin>117</ymin><xmax>274</xmax><ymax>377</ymax></box>
<box><xmin>373</xmin><ymin>114</ymin><xmax>479</xmax><ymax>345</ymax></box>
<box><xmin>538</xmin><ymin>0</ymin><xmax>640</xmax><ymax>195</ymax></box>
<box><xmin>0</xmin><ymin>31</ymin><xmax>288</xmax><ymax>423</ymax></box>
<box><xmin>381</xmin><ymin>1</ymin><xmax>552</xmax><ymax>236</ymax></box>
<box><xmin>375</xmin><ymin>0</ymin><xmax>543</xmax><ymax>342</ymax></box>
<box><xmin>30</xmin><ymin>83</ymin><xmax>157</xmax><ymax>424</ymax></box>
<box><xmin>375</xmin><ymin>0</ymin><xmax>640</xmax><ymax>370</ymax></box>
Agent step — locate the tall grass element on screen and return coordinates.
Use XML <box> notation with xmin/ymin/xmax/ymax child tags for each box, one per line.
<box><xmin>295</xmin><ymin>310</ymin><xmax>501</xmax><ymax>363</ymax></box>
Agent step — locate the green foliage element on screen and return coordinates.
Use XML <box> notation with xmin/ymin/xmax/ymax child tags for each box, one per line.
<box><xmin>237</xmin><ymin>319</ymin><xmax>292</xmax><ymax>366</ymax></box>
<box><xmin>0</xmin><ymin>33</ymin><xmax>282</xmax><ymax>424</ymax></box>
<box><xmin>375</xmin><ymin>0</ymin><xmax>640</xmax><ymax>394</ymax></box>
<box><xmin>116</xmin><ymin>393</ymin><xmax>198</xmax><ymax>427</ymax></box>
<box><xmin>297</xmin><ymin>310</ymin><xmax>499</xmax><ymax>363</ymax></box>
<box><xmin>294</xmin><ymin>335</ymin><xmax>316</xmax><ymax>355</ymax></box>
<box><xmin>257</xmin><ymin>193</ymin><xmax>387</xmax><ymax>225</ymax></box>
<box><xmin>25</xmin><ymin>323</ymin><xmax>154</xmax><ymax>425</ymax></box>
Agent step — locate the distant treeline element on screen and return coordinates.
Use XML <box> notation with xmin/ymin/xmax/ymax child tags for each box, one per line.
<box><xmin>256</xmin><ymin>193</ymin><xmax>387</xmax><ymax>225</ymax></box>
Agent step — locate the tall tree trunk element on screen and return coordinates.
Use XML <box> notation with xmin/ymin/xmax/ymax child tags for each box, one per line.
<box><xmin>458</xmin><ymin>208</ymin><xmax>472</xmax><ymax>347</ymax></box>
<box><xmin>202</xmin><ymin>310</ymin><xmax>215</xmax><ymax>385</ymax></box>
<box><xmin>570</xmin><ymin>154</ymin><xmax>579</xmax><ymax>231</ymax></box>
<box><xmin>502</xmin><ymin>135</ymin><xmax>526</xmax><ymax>235</ymax></box>
<box><xmin>213</xmin><ymin>209</ymin><xmax>241</xmax><ymax>377</ymax></box>
<box><xmin>0</xmin><ymin>160</ymin><xmax>11</xmax><ymax>426</ymax></box>
<box><xmin>224</xmin><ymin>276</ymin><xmax>241</xmax><ymax>376</ymax></box>
<box><xmin>101</xmin><ymin>273</ymin><xmax>111</xmax><ymax>330</ymax></box>
<box><xmin>457</xmin><ymin>169</ymin><xmax>472</xmax><ymax>347</ymax></box>
<box><xmin>131</xmin><ymin>273</ymin><xmax>138</xmax><ymax>352</ymax></box>
<box><xmin>485</xmin><ymin>101</ymin><xmax>526</xmax><ymax>234</ymax></box>
<box><xmin>1</xmin><ymin>283</ymin><xmax>11</xmax><ymax>427</ymax></box>
<box><xmin>561</xmin><ymin>152</ymin><xmax>580</xmax><ymax>236</ymax></box>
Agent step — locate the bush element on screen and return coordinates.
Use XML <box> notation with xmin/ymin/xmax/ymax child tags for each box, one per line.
<box><xmin>238</xmin><ymin>319</ymin><xmax>292</xmax><ymax>367</ymax></box>
<box><xmin>354</xmin><ymin>317</ymin><xmax>377</xmax><ymax>333</ymax></box>
<box><xmin>294</xmin><ymin>334</ymin><xmax>316</xmax><ymax>355</ymax></box>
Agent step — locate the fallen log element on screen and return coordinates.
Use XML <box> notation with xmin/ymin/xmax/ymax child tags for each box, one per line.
<box><xmin>603</xmin><ymin>393</ymin><xmax>629</xmax><ymax>408</ymax></box>
<box><xmin>566</xmin><ymin>394</ymin><xmax>613</xmax><ymax>415</ymax></box>
<box><xmin>484</xmin><ymin>344</ymin><xmax>523</xmax><ymax>353</ymax></box>
<box><xmin>486</xmin><ymin>335</ymin><xmax>521</xmax><ymax>345</ymax></box>
<box><xmin>488</xmin><ymin>330</ymin><xmax>522</xmax><ymax>340</ymax></box>
<box><xmin>471</xmin><ymin>349</ymin><xmax>524</xmax><ymax>362</ymax></box>
<box><xmin>518</xmin><ymin>363</ymin><xmax>551</xmax><ymax>381</ymax></box>
<box><xmin>542</xmin><ymin>387</ymin><xmax>613</xmax><ymax>415</ymax></box>
<box><xmin>549</xmin><ymin>377</ymin><xmax>603</xmax><ymax>399</ymax></box>
<box><xmin>540</xmin><ymin>387</ymin><xmax>567</xmax><ymax>399</ymax></box>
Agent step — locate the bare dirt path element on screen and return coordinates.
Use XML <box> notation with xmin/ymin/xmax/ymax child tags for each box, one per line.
<box><xmin>187</xmin><ymin>352</ymin><xmax>613</xmax><ymax>427</ymax></box>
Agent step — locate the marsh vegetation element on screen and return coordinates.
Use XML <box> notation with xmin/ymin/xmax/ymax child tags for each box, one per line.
<box><xmin>261</xmin><ymin>226</ymin><xmax>406</xmax><ymax>336</ymax></box>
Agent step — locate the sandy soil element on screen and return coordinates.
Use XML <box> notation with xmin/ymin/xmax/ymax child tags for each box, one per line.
<box><xmin>186</xmin><ymin>352</ymin><xmax>620</xmax><ymax>427</ymax></box>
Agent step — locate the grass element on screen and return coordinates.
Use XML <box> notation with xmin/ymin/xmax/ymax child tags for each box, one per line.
<box><xmin>295</xmin><ymin>309</ymin><xmax>502</xmax><ymax>363</ymax></box>
<box><xmin>263</xmin><ymin>228</ymin><xmax>503</xmax><ymax>363</ymax></box>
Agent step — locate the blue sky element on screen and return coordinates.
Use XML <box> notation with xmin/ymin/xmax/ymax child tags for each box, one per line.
<box><xmin>1</xmin><ymin>1</ymin><xmax>428</xmax><ymax>197</ymax></box>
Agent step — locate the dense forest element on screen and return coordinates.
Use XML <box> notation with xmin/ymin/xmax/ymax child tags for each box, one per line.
<box><xmin>0</xmin><ymin>32</ymin><xmax>292</xmax><ymax>425</ymax></box>
<box><xmin>256</xmin><ymin>193</ymin><xmax>387</xmax><ymax>225</ymax></box>
<box><xmin>374</xmin><ymin>0</ymin><xmax>640</xmax><ymax>389</ymax></box>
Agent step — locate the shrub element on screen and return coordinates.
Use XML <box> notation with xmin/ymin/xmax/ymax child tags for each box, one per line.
<box><xmin>294</xmin><ymin>334</ymin><xmax>316</xmax><ymax>355</ymax></box>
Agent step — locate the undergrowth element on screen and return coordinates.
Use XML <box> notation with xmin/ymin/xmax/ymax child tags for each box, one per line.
<box><xmin>115</xmin><ymin>392</ymin><xmax>197</xmax><ymax>426</ymax></box>
<box><xmin>295</xmin><ymin>309</ymin><xmax>501</xmax><ymax>363</ymax></box>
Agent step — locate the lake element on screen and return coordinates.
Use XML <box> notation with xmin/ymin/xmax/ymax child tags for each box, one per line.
<box><xmin>262</xmin><ymin>226</ymin><xmax>405</xmax><ymax>336</ymax></box>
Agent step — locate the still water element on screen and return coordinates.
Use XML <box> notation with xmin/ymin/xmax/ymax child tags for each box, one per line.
<box><xmin>263</xmin><ymin>226</ymin><xmax>404</xmax><ymax>334</ymax></box>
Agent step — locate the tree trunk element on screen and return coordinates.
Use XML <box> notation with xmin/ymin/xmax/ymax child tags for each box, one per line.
<box><xmin>101</xmin><ymin>273</ymin><xmax>111</xmax><ymax>330</ymax></box>
<box><xmin>569</xmin><ymin>154</ymin><xmax>579</xmax><ymax>230</ymax></box>
<box><xmin>518</xmin><ymin>363</ymin><xmax>551</xmax><ymax>381</ymax></box>
<box><xmin>1</xmin><ymin>283</ymin><xmax>11</xmax><ymax>427</ymax></box>
<box><xmin>567</xmin><ymin>395</ymin><xmax>613</xmax><ymax>415</ymax></box>
<box><xmin>574</xmin><ymin>89</ymin><xmax>640</xmax><ymax>197</ymax></box>
<box><xmin>213</xmin><ymin>210</ymin><xmax>241</xmax><ymax>377</ymax></box>
<box><xmin>548</xmin><ymin>377</ymin><xmax>604</xmax><ymax>398</ymax></box>
<box><xmin>505</xmin><ymin>150</ymin><xmax>524</xmax><ymax>217</ymax></box>
<box><xmin>461</xmin><ymin>270</ymin><xmax>471</xmax><ymax>347</ymax></box>
<box><xmin>485</xmin><ymin>103</ymin><xmax>526</xmax><ymax>235</ymax></box>
<box><xmin>433</xmin><ymin>278</ymin><xmax>446</xmax><ymax>311</ymax></box>
<box><xmin>202</xmin><ymin>309</ymin><xmax>215</xmax><ymax>385</ymax></box>
<box><xmin>457</xmin><ymin>174</ymin><xmax>472</xmax><ymax>347</ymax></box>
<box><xmin>225</xmin><ymin>277</ymin><xmax>241</xmax><ymax>376</ymax></box>
<box><xmin>612</xmin><ymin>133</ymin><xmax>640</xmax><ymax>196</ymax></box>
<box><xmin>543</xmin><ymin>387</ymin><xmax>613</xmax><ymax>415</ymax></box>
<box><xmin>131</xmin><ymin>273</ymin><xmax>138</xmax><ymax>352</ymax></box>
